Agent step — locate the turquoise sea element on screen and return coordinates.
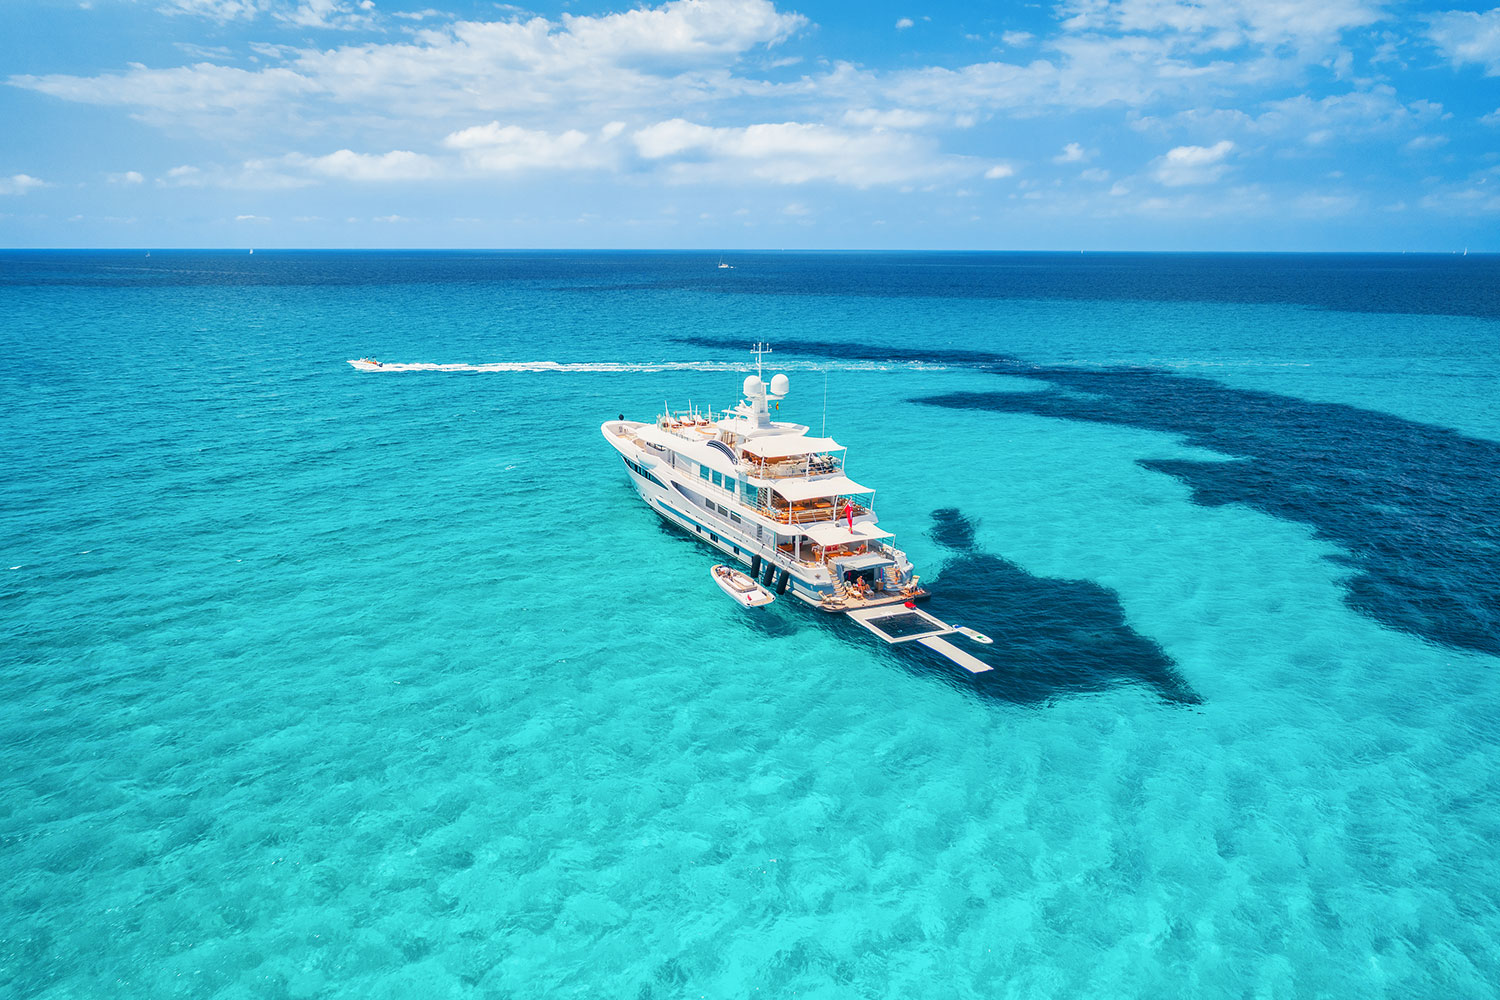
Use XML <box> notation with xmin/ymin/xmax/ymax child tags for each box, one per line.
<box><xmin>3</xmin><ymin>250</ymin><xmax>1499</xmax><ymax>998</ymax></box>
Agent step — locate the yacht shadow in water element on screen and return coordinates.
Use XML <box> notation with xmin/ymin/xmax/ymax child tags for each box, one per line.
<box><xmin>857</xmin><ymin>508</ymin><xmax>1198</xmax><ymax>706</ymax></box>
<box><xmin>678</xmin><ymin>335</ymin><xmax>1500</xmax><ymax>660</ymax></box>
<box><xmin>648</xmin><ymin>497</ymin><xmax>1189</xmax><ymax>703</ymax></box>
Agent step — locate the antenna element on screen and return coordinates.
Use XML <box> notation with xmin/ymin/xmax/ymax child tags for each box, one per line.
<box><xmin>752</xmin><ymin>341</ymin><xmax>772</xmax><ymax>381</ymax></box>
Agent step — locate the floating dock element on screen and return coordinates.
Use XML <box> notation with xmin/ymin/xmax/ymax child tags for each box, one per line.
<box><xmin>845</xmin><ymin>605</ymin><xmax>994</xmax><ymax>673</ymax></box>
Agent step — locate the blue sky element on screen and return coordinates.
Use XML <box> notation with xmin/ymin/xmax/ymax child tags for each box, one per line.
<box><xmin>2</xmin><ymin>0</ymin><xmax>1498</xmax><ymax>249</ymax></box>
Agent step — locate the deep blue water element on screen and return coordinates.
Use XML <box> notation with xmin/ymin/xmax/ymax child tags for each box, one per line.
<box><xmin>3</xmin><ymin>251</ymin><xmax>1498</xmax><ymax>997</ymax></box>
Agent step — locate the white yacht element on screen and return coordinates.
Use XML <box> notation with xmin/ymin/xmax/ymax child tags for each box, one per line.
<box><xmin>602</xmin><ymin>345</ymin><xmax>925</xmax><ymax>612</ymax></box>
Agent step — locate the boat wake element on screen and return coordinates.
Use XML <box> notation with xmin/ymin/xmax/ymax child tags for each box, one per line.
<box><xmin>347</xmin><ymin>359</ymin><xmax>949</xmax><ymax>373</ymax></box>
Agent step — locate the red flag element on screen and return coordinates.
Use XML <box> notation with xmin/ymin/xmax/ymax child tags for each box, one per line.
<box><xmin>845</xmin><ymin>502</ymin><xmax>854</xmax><ymax>530</ymax></box>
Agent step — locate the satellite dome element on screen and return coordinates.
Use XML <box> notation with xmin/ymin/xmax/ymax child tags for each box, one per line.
<box><xmin>769</xmin><ymin>373</ymin><xmax>790</xmax><ymax>396</ymax></box>
<box><xmin>743</xmin><ymin>375</ymin><xmax>765</xmax><ymax>397</ymax></box>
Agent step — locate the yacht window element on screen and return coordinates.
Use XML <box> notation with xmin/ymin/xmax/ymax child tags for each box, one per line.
<box><xmin>699</xmin><ymin>466</ymin><xmax>710</xmax><ymax>480</ymax></box>
<box><xmin>712</xmin><ymin>471</ymin><xmax>724</xmax><ymax>487</ymax></box>
<box><xmin>730</xmin><ymin>512</ymin><xmax>741</xmax><ymax>523</ymax></box>
<box><xmin>725</xmin><ymin>478</ymin><xmax>735</xmax><ymax>492</ymax></box>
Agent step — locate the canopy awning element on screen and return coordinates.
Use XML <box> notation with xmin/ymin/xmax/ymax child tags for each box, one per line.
<box><xmin>769</xmin><ymin>475</ymin><xmax>873</xmax><ymax>503</ymax></box>
<box><xmin>801</xmin><ymin>522</ymin><xmax>863</xmax><ymax>546</ymax></box>
<box><xmin>852</xmin><ymin>522</ymin><xmax>894</xmax><ymax>540</ymax></box>
<box><xmin>741</xmin><ymin>435</ymin><xmax>844</xmax><ymax>459</ymax></box>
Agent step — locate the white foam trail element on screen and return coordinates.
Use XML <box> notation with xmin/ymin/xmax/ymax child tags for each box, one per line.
<box><xmin>349</xmin><ymin>359</ymin><xmax>949</xmax><ymax>373</ymax></box>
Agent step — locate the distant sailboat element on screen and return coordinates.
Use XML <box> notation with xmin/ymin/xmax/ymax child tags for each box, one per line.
<box><xmin>249</xmin><ymin>249</ymin><xmax>254</xmax><ymax>255</ymax></box>
<box><xmin>717</xmin><ymin>257</ymin><xmax>733</xmax><ymax>269</ymax></box>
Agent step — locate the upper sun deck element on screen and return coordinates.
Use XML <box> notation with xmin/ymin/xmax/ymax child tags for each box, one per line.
<box><xmin>650</xmin><ymin>410</ymin><xmax>846</xmax><ymax>480</ymax></box>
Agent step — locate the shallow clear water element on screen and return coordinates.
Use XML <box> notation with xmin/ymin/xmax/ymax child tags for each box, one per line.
<box><xmin>3</xmin><ymin>251</ymin><xmax>1498</xmax><ymax>997</ymax></box>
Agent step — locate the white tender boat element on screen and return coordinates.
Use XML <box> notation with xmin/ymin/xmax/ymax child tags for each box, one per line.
<box><xmin>602</xmin><ymin>344</ymin><xmax>926</xmax><ymax>612</ymax></box>
<box><xmin>348</xmin><ymin>357</ymin><xmax>383</xmax><ymax>371</ymax></box>
<box><xmin>712</xmin><ymin>564</ymin><xmax>775</xmax><ymax>607</ymax></box>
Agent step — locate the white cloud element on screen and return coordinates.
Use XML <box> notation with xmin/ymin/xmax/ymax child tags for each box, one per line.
<box><xmin>8</xmin><ymin>0</ymin><xmax>1416</xmax><ymax>202</ymax></box>
<box><xmin>841</xmin><ymin>108</ymin><xmax>943</xmax><ymax>129</ymax></box>
<box><xmin>633</xmin><ymin>118</ymin><xmax>970</xmax><ymax>186</ymax></box>
<box><xmin>159</xmin><ymin>160</ymin><xmax>314</xmax><ymax>189</ymax></box>
<box><xmin>558</xmin><ymin>0</ymin><xmax>804</xmax><ymax>62</ymax></box>
<box><xmin>0</xmin><ymin>174</ymin><xmax>46</xmax><ymax>195</ymax></box>
<box><xmin>1151</xmin><ymin>140</ymin><xmax>1235</xmax><ymax>185</ymax></box>
<box><xmin>1484</xmin><ymin>108</ymin><xmax>1500</xmax><ymax>125</ymax></box>
<box><xmin>288</xmin><ymin>148</ymin><xmax>444</xmax><ymax>180</ymax></box>
<box><xmin>279</xmin><ymin>0</ymin><xmax>371</xmax><ymax>29</ymax></box>
<box><xmin>1053</xmin><ymin>141</ymin><xmax>1091</xmax><ymax>163</ymax></box>
<box><xmin>13</xmin><ymin>62</ymin><xmax>321</xmax><ymax>138</ymax></box>
<box><xmin>11</xmin><ymin>0</ymin><xmax>806</xmax><ymax>138</ymax></box>
<box><xmin>12</xmin><ymin>0</ymin><xmax>1483</xmax><ymax>229</ymax></box>
<box><xmin>16</xmin><ymin>0</ymin><xmax>1392</xmax><ymax>157</ymax></box>
<box><xmin>1056</xmin><ymin>0</ymin><xmax>1384</xmax><ymax>52</ymax></box>
<box><xmin>234</xmin><ymin>213</ymin><xmax>270</xmax><ymax>221</ymax></box>
<box><xmin>1134</xmin><ymin>87</ymin><xmax>1445</xmax><ymax>147</ymax></box>
<box><xmin>444</xmin><ymin>122</ymin><xmax>626</xmax><ymax>172</ymax></box>
<box><xmin>1402</xmin><ymin>134</ymin><xmax>1448</xmax><ymax>151</ymax></box>
<box><xmin>870</xmin><ymin>30</ymin><xmax>1252</xmax><ymax>119</ymax></box>
<box><xmin>1419</xmin><ymin>181</ymin><xmax>1500</xmax><ymax>215</ymax></box>
<box><xmin>1428</xmin><ymin>9</ymin><xmax>1500</xmax><ymax>76</ymax></box>
<box><xmin>107</xmin><ymin>170</ymin><xmax>146</xmax><ymax>184</ymax></box>
<box><xmin>158</xmin><ymin>0</ymin><xmax>373</xmax><ymax>28</ymax></box>
<box><xmin>1263</xmin><ymin>89</ymin><xmax>1446</xmax><ymax>140</ymax></box>
<box><xmin>157</xmin><ymin>0</ymin><xmax>262</xmax><ymax>21</ymax></box>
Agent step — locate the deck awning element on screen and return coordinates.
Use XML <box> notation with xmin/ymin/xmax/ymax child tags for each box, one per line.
<box><xmin>741</xmin><ymin>435</ymin><xmax>844</xmax><ymax>459</ymax></box>
<box><xmin>769</xmin><ymin>475</ymin><xmax>873</xmax><ymax>502</ymax></box>
<box><xmin>852</xmin><ymin>523</ymin><xmax>894</xmax><ymax>540</ymax></box>
<box><xmin>800</xmin><ymin>523</ymin><xmax>863</xmax><ymax>547</ymax></box>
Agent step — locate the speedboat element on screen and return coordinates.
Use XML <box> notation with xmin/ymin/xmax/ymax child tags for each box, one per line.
<box><xmin>712</xmin><ymin>564</ymin><xmax>775</xmax><ymax>607</ymax></box>
<box><xmin>602</xmin><ymin>344</ymin><xmax>925</xmax><ymax>612</ymax></box>
<box><xmin>348</xmin><ymin>357</ymin><xmax>383</xmax><ymax>370</ymax></box>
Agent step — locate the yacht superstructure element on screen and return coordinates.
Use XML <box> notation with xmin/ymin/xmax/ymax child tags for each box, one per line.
<box><xmin>601</xmin><ymin>345</ymin><xmax>925</xmax><ymax>612</ymax></box>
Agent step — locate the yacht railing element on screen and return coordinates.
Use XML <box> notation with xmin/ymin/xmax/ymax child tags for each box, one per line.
<box><xmin>742</xmin><ymin>454</ymin><xmax>843</xmax><ymax>479</ymax></box>
<box><xmin>757</xmin><ymin>500</ymin><xmax>870</xmax><ymax>525</ymax></box>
